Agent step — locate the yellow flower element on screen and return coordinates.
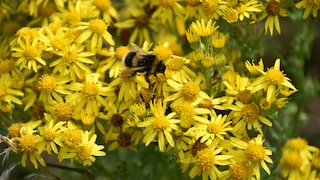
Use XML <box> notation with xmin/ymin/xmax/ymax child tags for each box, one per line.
<box><xmin>200</xmin><ymin>0</ymin><xmax>228</xmax><ymax>20</ymax></box>
<box><xmin>278</xmin><ymin>150</ymin><xmax>305</xmax><ymax>179</ymax></box>
<box><xmin>230</xmin><ymin>135</ymin><xmax>273</xmax><ymax>180</ymax></box>
<box><xmin>223</xmin><ymin>8</ymin><xmax>239</xmax><ymax>23</ymax></box>
<box><xmin>245</xmin><ymin>59</ymin><xmax>264</xmax><ymax>76</ymax></box>
<box><xmin>251</xmin><ymin>58</ymin><xmax>297</xmax><ymax>102</ymax></box>
<box><xmin>50</xmin><ymin>43</ymin><xmax>95</xmax><ymax>81</ymax></box>
<box><xmin>259</xmin><ymin>0</ymin><xmax>287</xmax><ymax>35</ymax></box>
<box><xmin>138</xmin><ymin>100</ymin><xmax>180</xmax><ymax>151</ymax></box>
<box><xmin>75</xmin><ymin>19</ymin><xmax>114</xmax><ymax>52</ymax></box>
<box><xmin>151</xmin><ymin>0</ymin><xmax>185</xmax><ymax>27</ymax></box>
<box><xmin>235</xmin><ymin>0</ymin><xmax>262</xmax><ymax>21</ymax></box>
<box><xmin>0</xmin><ymin>76</ymin><xmax>24</xmax><ymax>112</ymax></box>
<box><xmin>38</xmin><ymin>115</ymin><xmax>66</xmax><ymax>154</ymax></box>
<box><xmin>296</xmin><ymin>0</ymin><xmax>320</xmax><ymax>19</ymax></box>
<box><xmin>66</xmin><ymin>73</ymin><xmax>112</xmax><ymax>121</ymax></box>
<box><xmin>11</xmin><ymin>36</ymin><xmax>46</xmax><ymax>72</ymax></box>
<box><xmin>189</xmin><ymin>19</ymin><xmax>218</xmax><ymax>38</ymax></box>
<box><xmin>92</xmin><ymin>0</ymin><xmax>119</xmax><ymax>24</ymax></box>
<box><xmin>59</xmin><ymin>130</ymin><xmax>106</xmax><ymax>166</ymax></box>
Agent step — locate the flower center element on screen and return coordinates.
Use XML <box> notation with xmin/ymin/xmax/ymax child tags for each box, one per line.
<box><xmin>266</xmin><ymin>0</ymin><xmax>280</xmax><ymax>16</ymax></box>
<box><xmin>42</xmin><ymin>128</ymin><xmax>56</xmax><ymax>141</ymax></box>
<box><xmin>8</xmin><ymin>123</ymin><xmax>22</xmax><ymax>138</ymax></box>
<box><xmin>82</xmin><ymin>82</ymin><xmax>99</xmax><ymax>99</ymax></box>
<box><xmin>38</xmin><ymin>74</ymin><xmax>56</xmax><ymax>94</ymax></box>
<box><xmin>182</xmin><ymin>82</ymin><xmax>200</xmax><ymax>102</ymax></box>
<box><xmin>64</xmin><ymin>129</ymin><xmax>82</xmax><ymax>146</ymax></box>
<box><xmin>90</xmin><ymin>19</ymin><xmax>107</xmax><ymax>35</ymax></box>
<box><xmin>229</xmin><ymin>162</ymin><xmax>250</xmax><ymax>180</ymax></box>
<box><xmin>202</xmin><ymin>0</ymin><xmax>219</xmax><ymax>13</ymax></box>
<box><xmin>64</xmin><ymin>50</ymin><xmax>77</xmax><ymax>64</ymax></box>
<box><xmin>236</xmin><ymin>4</ymin><xmax>247</xmax><ymax>14</ymax></box>
<box><xmin>241</xmin><ymin>103</ymin><xmax>259</xmax><ymax>123</ymax></box>
<box><xmin>153</xmin><ymin>45</ymin><xmax>173</xmax><ymax>61</ymax></box>
<box><xmin>50</xmin><ymin>37</ymin><xmax>64</xmax><ymax>50</ymax></box>
<box><xmin>196</xmin><ymin>148</ymin><xmax>215</xmax><ymax>171</ymax></box>
<box><xmin>117</xmin><ymin>132</ymin><xmax>131</xmax><ymax>147</ymax></box>
<box><xmin>19</xmin><ymin>134</ymin><xmax>37</xmax><ymax>153</ymax></box>
<box><xmin>115</xmin><ymin>46</ymin><xmax>130</xmax><ymax>61</ymax></box>
<box><xmin>0</xmin><ymin>59</ymin><xmax>15</xmax><ymax>73</ymax></box>
<box><xmin>111</xmin><ymin>114</ymin><xmax>124</xmax><ymax>126</ymax></box>
<box><xmin>24</xmin><ymin>46</ymin><xmax>38</xmax><ymax>60</ymax></box>
<box><xmin>245</xmin><ymin>143</ymin><xmax>265</xmax><ymax>163</ymax></box>
<box><xmin>159</xmin><ymin>0</ymin><xmax>176</xmax><ymax>8</ymax></box>
<box><xmin>207</xmin><ymin>122</ymin><xmax>222</xmax><ymax>134</ymax></box>
<box><xmin>259</xmin><ymin>98</ymin><xmax>271</xmax><ymax>111</ymax></box>
<box><xmin>135</xmin><ymin>14</ymin><xmax>149</xmax><ymax>27</ymax></box>
<box><xmin>266</xmin><ymin>69</ymin><xmax>284</xmax><ymax>85</ymax></box>
<box><xmin>93</xmin><ymin>0</ymin><xmax>111</xmax><ymax>11</ymax></box>
<box><xmin>237</xmin><ymin>90</ymin><xmax>252</xmax><ymax>104</ymax></box>
<box><xmin>66</xmin><ymin>12</ymin><xmax>81</xmax><ymax>25</ymax></box>
<box><xmin>153</xmin><ymin>115</ymin><xmax>169</xmax><ymax>130</ymax></box>
<box><xmin>39</xmin><ymin>2</ymin><xmax>56</xmax><ymax>17</ymax></box>
<box><xmin>285</xmin><ymin>137</ymin><xmax>307</xmax><ymax>151</ymax></box>
<box><xmin>77</xmin><ymin>145</ymin><xmax>91</xmax><ymax>160</ymax></box>
<box><xmin>55</xmin><ymin>102</ymin><xmax>73</xmax><ymax>121</ymax></box>
<box><xmin>280</xmin><ymin>151</ymin><xmax>302</xmax><ymax>170</ymax></box>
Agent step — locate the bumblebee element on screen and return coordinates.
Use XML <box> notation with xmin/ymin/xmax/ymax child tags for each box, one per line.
<box><xmin>121</xmin><ymin>47</ymin><xmax>166</xmax><ymax>77</ymax></box>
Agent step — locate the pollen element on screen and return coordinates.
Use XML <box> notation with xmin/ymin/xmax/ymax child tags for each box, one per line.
<box><xmin>39</xmin><ymin>1</ymin><xmax>56</xmax><ymax>17</ymax></box>
<box><xmin>111</xmin><ymin>114</ymin><xmax>124</xmax><ymax>127</ymax></box>
<box><xmin>202</xmin><ymin>0</ymin><xmax>219</xmax><ymax>13</ymax></box>
<box><xmin>237</xmin><ymin>90</ymin><xmax>252</xmax><ymax>104</ymax></box>
<box><xmin>159</xmin><ymin>0</ymin><xmax>177</xmax><ymax>8</ymax></box>
<box><xmin>117</xmin><ymin>132</ymin><xmax>131</xmax><ymax>147</ymax></box>
<box><xmin>174</xmin><ymin>103</ymin><xmax>195</xmax><ymax>128</ymax></box>
<box><xmin>77</xmin><ymin>145</ymin><xmax>91</xmax><ymax>160</ymax></box>
<box><xmin>82</xmin><ymin>82</ymin><xmax>100</xmax><ymax>99</ymax></box>
<box><xmin>153</xmin><ymin>115</ymin><xmax>169</xmax><ymax>130</ymax></box>
<box><xmin>241</xmin><ymin>103</ymin><xmax>259</xmax><ymax>123</ymax></box>
<box><xmin>93</xmin><ymin>0</ymin><xmax>111</xmax><ymax>11</ymax></box>
<box><xmin>90</xmin><ymin>19</ymin><xmax>107</xmax><ymax>35</ymax></box>
<box><xmin>284</xmin><ymin>137</ymin><xmax>307</xmax><ymax>151</ymax></box>
<box><xmin>38</xmin><ymin>74</ymin><xmax>56</xmax><ymax>94</ymax></box>
<box><xmin>0</xmin><ymin>83</ymin><xmax>7</xmax><ymax>99</ymax></box>
<box><xmin>55</xmin><ymin>102</ymin><xmax>73</xmax><ymax>121</ymax></box>
<box><xmin>229</xmin><ymin>162</ymin><xmax>250</xmax><ymax>180</ymax></box>
<box><xmin>42</xmin><ymin>128</ymin><xmax>56</xmax><ymax>141</ymax></box>
<box><xmin>19</xmin><ymin>134</ymin><xmax>37</xmax><ymax>153</ymax></box>
<box><xmin>153</xmin><ymin>45</ymin><xmax>173</xmax><ymax>61</ymax></box>
<box><xmin>115</xmin><ymin>46</ymin><xmax>130</xmax><ymax>61</ymax></box>
<box><xmin>24</xmin><ymin>46</ymin><xmax>38</xmax><ymax>60</ymax></box>
<box><xmin>64</xmin><ymin>50</ymin><xmax>77</xmax><ymax>64</ymax></box>
<box><xmin>8</xmin><ymin>123</ymin><xmax>22</xmax><ymax>138</ymax></box>
<box><xmin>266</xmin><ymin>0</ymin><xmax>280</xmax><ymax>16</ymax></box>
<box><xmin>266</xmin><ymin>69</ymin><xmax>284</xmax><ymax>85</ymax></box>
<box><xmin>166</xmin><ymin>57</ymin><xmax>184</xmax><ymax>71</ymax></box>
<box><xmin>0</xmin><ymin>59</ymin><xmax>15</xmax><ymax>73</ymax></box>
<box><xmin>279</xmin><ymin>151</ymin><xmax>302</xmax><ymax>170</ymax></box>
<box><xmin>207</xmin><ymin>122</ymin><xmax>222</xmax><ymax>134</ymax></box>
<box><xmin>64</xmin><ymin>129</ymin><xmax>82</xmax><ymax>147</ymax></box>
<box><xmin>245</xmin><ymin>143</ymin><xmax>265</xmax><ymax>163</ymax></box>
<box><xmin>196</xmin><ymin>148</ymin><xmax>215</xmax><ymax>171</ymax></box>
<box><xmin>182</xmin><ymin>82</ymin><xmax>200</xmax><ymax>102</ymax></box>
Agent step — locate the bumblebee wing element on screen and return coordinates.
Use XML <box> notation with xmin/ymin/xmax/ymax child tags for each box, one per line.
<box><xmin>120</xmin><ymin>67</ymin><xmax>145</xmax><ymax>77</ymax></box>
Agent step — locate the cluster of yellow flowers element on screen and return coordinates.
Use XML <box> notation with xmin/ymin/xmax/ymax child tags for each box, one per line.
<box><xmin>0</xmin><ymin>0</ymin><xmax>319</xmax><ymax>179</ymax></box>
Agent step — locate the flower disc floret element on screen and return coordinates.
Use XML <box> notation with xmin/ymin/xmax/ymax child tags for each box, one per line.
<box><xmin>77</xmin><ymin>145</ymin><xmax>92</xmax><ymax>160</ymax></box>
<box><xmin>55</xmin><ymin>102</ymin><xmax>73</xmax><ymax>121</ymax></box>
<box><xmin>8</xmin><ymin>123</ymin><xmax>22</xmax><ymax>138</ymax></box>
<box><xmin>38</xmin><ymin>74</ymin><xmax>56</xmax><ymax>94</ymax></box>
<box><xmin>64</xmin><ymin>50</ymin><xmax>77</xmax><ymax>64</ymax></box>
<box><xmin>115</xmin><ymin>46</ymin><xmax>130</xmax><ymax>61</ymax></box>
<box><xmin>24</xmin><ymin>46</ymin><xmax>38</xmax><ymax>60</ymax></box>
<box><xmin>182</xmin><ymin>82</ymin><xmax>200</xmax><ymax>101</ymax></box>
<box><xmin>245</xmin><ymin>143</ymin><xmax>265</xmax><ymax>163</ymax></box>
<box><xmin>196</xmin><ymin>148</ymin><xmax>215</xmax><ymax>170</ymax></box>
<box><xmin>266</xmin><ymin>0</ymin><xmax>280</xmax><ymax>16</ymax></box>
<box><xmin>153</xmin><ymin>45</ymin><xmax>173</xmax><ymax>61</ymax></box>
<box><xmin>82</xmin><ymin>82</ymin><xmax>100</xmax><ymax>99</ymax></box>
<box><xmin>266</xmin><ymin>69</ymin><xmax>284</xmax><ymax>85</ymax></box>
<box><xmin>153</xmin><ymin>115</ymin><xmax>169</xmax><ymax>130</ymax></box>
<box><xmin>229</xmin><ymin>162</ymin><xmax>250</xmax><ymax>180</ymax></box>
<box><xmin>280</xmin><ymin>151</ymin><xmax>303</xmax><ymax>170</ymax></box>
<box><xmin>19</xmin><ymin>134</ymin><xmax>37</xmax><ymax>153</ymax></box>
<box><xmin>90</xmin><ymin>19</ymin><xmax>107</xmax><ymax>35</ymax></box>
<box><xmin>241</xmin><ymin>103</ymin><xmax>259</xmax><ymax>123</ymax></box>
<box><xmin>64</xmin><ymin>129</ymin><xmax>82</xmax><ymax>146</ymax></box>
